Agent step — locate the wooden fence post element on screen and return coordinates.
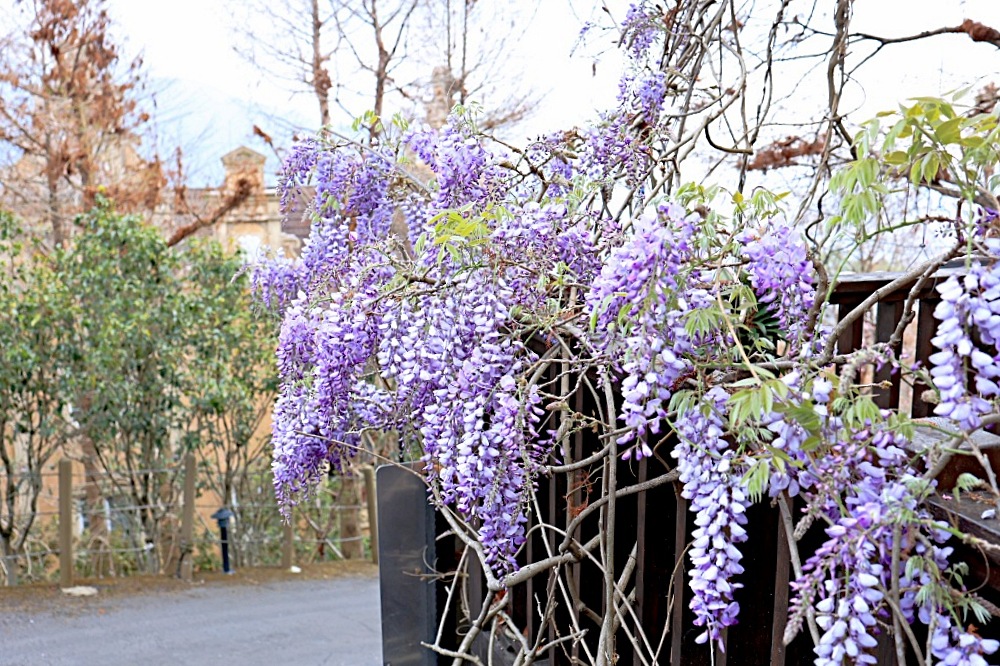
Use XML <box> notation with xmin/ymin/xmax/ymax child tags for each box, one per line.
<box><xmin>363</xmin><ymin>465</ymin><xmax>378</xmax><ymax>565</ymax></box>
<box><xmin>58</xmin><ymin>459</ymin><xmax>73</xmax><ymax>589</ymax></box>
<box><xmin>282</xmin><ymin>516</ymin><xmax>294</xmax><ymax>569</ymax></box>
<box><xmin>340</xmin><ymin>473</ymin><xmax>363</xmax><ymax>559</ymax></box>
<box><xmin>180</xmin><ymin>453</ymin><xmax>196</xmax><ymax>581</ymax></box>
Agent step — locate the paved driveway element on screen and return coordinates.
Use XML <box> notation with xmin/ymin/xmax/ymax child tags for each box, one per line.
<box><xmin>0</xmin><ymin>574</ymin><xmax>381</xmax><ymax>666</ymax></box>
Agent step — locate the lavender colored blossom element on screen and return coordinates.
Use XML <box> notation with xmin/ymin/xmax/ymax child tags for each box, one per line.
<box><xmin>798</xmin><ymin>477</ymin><xmax>902</xmax><ymax>665</ymax></box>
<box><xmin>738</xmin><ymin>224</ymin><xmax>816</xmax><ymax>347</ymax></box>
<box><xmin>277</xmin><ymin>137</ymin><xmax>319</xmax><ymax>211</ymax></box>
<box><xmin>621</xmin><ymin>3</ymin><xmax>660</xmax><ymax>59</ymax></box>
<box><xmin>406</xmin><ymin>272</ymin><xmax>541</xmax><ymax>572</ymax></box>
<box><xmin>581</xmin><ymin>113</ymin><xmax>649</xmax><ymax>186</ymax></box>
<box><xmin>405</xmin><ymin>116</ymin><xmax>502</xmax><ymax>211</ymax></box>
<box><xmin>586</xmin><ymin>204</ymin><xmax>727</xmax><ymax>451</ymax></box>
<box><xmin>619</xmin><ymin>70</ymin><xmax>667</xmax><ymax>124</ymax></box>
<box><xmin>782</xmin><ymin>415</ymin><xmax>991</xmax><ymax>665</ymax></box>
<box><xmin>754</xmin><ymin>371</ymin><xmax>824</xmax><ymax>498</ymax></box>
<box><xmin>249</xmin><ymin>250</ymin><xmax>302</xmax><ymax>315</ymax></box>
<box><xmin>587</xmin><ymin>203</ymin><xmax>696</xmax><ymax>351</ymax></box>
<box><xmin>930</xmin><ymin>611</ymin><xmax>999</xmax><ymax>666</ymax></box>
<box><xmin>270</xmin><ymin>253</ymin><xmax>390</xmax><ymax>507</ymax></box>
<box><xmin>672</xmin><ymin>387</ymin><xmax>749</xmax><ymax>648</ymax></box>
<box><xmin>929</xmin><ymin>263</ymin><xmax>1000</xmax><ymax>431</ymax></box>
<box><xmin>259</xmin><ymin>84</ymin><xmax>999</xmax><ymax>662</ymax></box>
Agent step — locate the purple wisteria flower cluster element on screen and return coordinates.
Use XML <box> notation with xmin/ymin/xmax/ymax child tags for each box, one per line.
<box><xmin>621</xmin><ymin>3</ymin><xmax>660</xmax><ymax>59</ymax></box>
<box><xmin>404</xmin><ymin>115</ymin><xmax>502</xmax><ymax>210</ymax></box>
<box><xmin>929</xmin><ymin>261</ymin><xmax>1000</xmax><ymax>431</ymax></box>
<box><xmin>768</xmin><ymin>396</ymin><xmax>1000</xmax><ymax>665</ymax></box>
<box><xmin>673</xmin><ymin>386</ymin><xmax>749</xmax><ymax>648</ymax></box>
<box><xmin>795</xmin><ymin>468</ymin><xmax>999</xmax><ymax>666</ymax></box>
<box><xmin>270</xmin><ymin>249</ymin><xmax>392</xmax><ymax>506</ymax></box>
<box><xmin>256</xmin><ymin>116</ymin><xmax>598</xmax><ymax>575</ymax></box>
<box><xmin>585</xmin><ymin>204</ymin><xmax>722</xmax><ymax>453</ymax></box>
<box><xmin>384</xmin><ymin>270</ymin><xmax>541</xmax><ymax>572</ymax></box>
<box><xmin>249</xmin><ymin>249</ymin><xmax>301</xmax><ymax>314</ymax></box>
<box><xmin>738</xmin><ymin>224</ymin><xmax>816</xmax><ymax>347</ymax></box>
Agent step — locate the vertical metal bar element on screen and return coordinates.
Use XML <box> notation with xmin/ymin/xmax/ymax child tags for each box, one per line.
<box><xmin>633</xmin><ymin>456</ymin><xmax>648</xmax><ymax>666</ymax></box>
<box><xmin>219</xmin><ymin>522</ymin><xmax>232</xmax><ymax>573</ymax></box>
<box><xmin>59</xmin><ymin>458</ymin><xmax>73</xmax><ymax>589</ymax></box>
<box><xmin>376</xmin><ymin>463</ymin><xmax>437</xmax><ymax>666</ymax></box>
<box><xmin>911</xmin><ymin>298</ymin><xmax>940</xmax><ymax>418</ymax></box>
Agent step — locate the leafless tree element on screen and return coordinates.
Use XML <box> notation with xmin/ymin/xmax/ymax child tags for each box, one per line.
<box><xmin>229</xmin><ymin>0</ymin><xmax>539</xmax><ymax>135</ymax></box>
<box><xmin>0</xmin><ymin>0</ymin><xmax>164</xmax><ymax>247</ymax></box>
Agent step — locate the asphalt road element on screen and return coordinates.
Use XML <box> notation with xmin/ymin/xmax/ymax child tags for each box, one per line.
<box><xmin>0</xmin><ymin>574</ymin><xmax>381</xmax><ymax>666</ymax></box>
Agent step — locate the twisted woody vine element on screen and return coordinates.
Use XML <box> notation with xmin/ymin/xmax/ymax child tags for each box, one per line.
<box><xmin>251</xmin><ymin>2</ymin><xmax>1000</xmax><ymax>664</ymax></box>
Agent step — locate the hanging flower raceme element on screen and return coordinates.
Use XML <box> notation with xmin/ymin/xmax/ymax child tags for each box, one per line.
<box><xmin>586</xmin><ymin>204</ymin><xmax>727</xmax><ymax>454</ymax></box>
<box><xmin>270</xmin><ymin>252</ymin><xmax>392</xmax><ymax>506</ymax></box>
<box><xmin>249</xmin><ymin>250</ymin><xmax>302</xmax><ymax>315</ymax></box>
<box><xmin>929</xmin><ymin>611</ymin><xmax>999</xmax><ymax>666</ymax></box>
<box><xmin>405</xmin><ymin>116</ymin><xmax>502</xmax><ymax>210</ymax></box>
<box><xmin>394</xmin><ymin>268</ymin><xmax>545</xmax><ymax>574</ymax></box>
<box><xmin>929</xmin><ymin>261</ymin><xmax>1000</xmax><ymax>431</ymax></box>
<box><xmin>264</xmin><ymin>112</ymin><xmax>584</xmax><ymax>576</ymax></box>
<box><xmin>672</xmin><ymin>386</ymin><xmax>749</xmax><ymax>648</ymax></box>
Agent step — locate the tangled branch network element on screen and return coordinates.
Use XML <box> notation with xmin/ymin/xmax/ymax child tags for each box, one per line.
<box><xmin>250</xmin><ymin>2</ymin><xmax>1000</xmax><ymax>663</ymax></box>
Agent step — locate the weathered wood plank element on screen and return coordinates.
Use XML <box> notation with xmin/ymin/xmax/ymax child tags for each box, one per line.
<box><xmin>911</xmin><ymin>298</ymin><xmax>939</xmax><ymax>418</ymax></box>
<box><xmin>671</xmin><ymin>494</ymin><xmax>688</xmax><ymax>666</ymax></box>
<box><xmin>873</xmin><ymin>299</ymin><xmax>904</xmax><ymax>409</ymax></box>
<box><xmin>770</xmin><ymin>511</ymin><xmax>791</xmax><ymax>666</ymax></box>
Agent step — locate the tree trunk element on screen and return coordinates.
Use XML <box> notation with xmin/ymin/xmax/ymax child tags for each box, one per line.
<box><xmin>311</xmin><ymin>0</ymin><xmax>331</xmax><ymax>127</ymax></box>
<box><xmin>0</xmin><ymin>533</ymin><xmax>17</xmax><ymax>586</ymax></box>
<box><xmin>81</xmin><ymin>434</ymin><xmax>110</xmax><ymax>577</ymax></box>
<box><xmin>77</xmin><ymin>395</ymin><xmax>109</xmax><ymax>576</ymax></box>
<box><xmin>47</xmin><ymin>162</ymin><xmax>66</xmax><ymax>248</ymax></box>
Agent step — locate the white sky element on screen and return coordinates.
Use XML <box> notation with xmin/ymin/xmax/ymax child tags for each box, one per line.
<box><xmin>103</xmin><ymin>0</ymin><xmax>621</xmax><ymax>187</ymax></box>
<box><xmin>5</xmin><ymin>1</ymin><xmax>1000</xmax><ymax>187</ymax></box>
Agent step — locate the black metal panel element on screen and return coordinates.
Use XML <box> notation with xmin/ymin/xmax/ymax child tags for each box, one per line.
<box><xmin>377</xmin><ymin>464</ymin><xmax>437</xmax><ymax>666</ymax></box>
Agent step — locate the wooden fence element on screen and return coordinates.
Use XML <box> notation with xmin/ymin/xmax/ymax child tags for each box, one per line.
<box><xmin>2</xmin><ymin>456</ymin><xmax>378</xmax><ymax>587</ymax></box>
<box><xmin>379</xmin><ymin>267</ymin><xmax>1000</xmax><ymax>665</ymax></box>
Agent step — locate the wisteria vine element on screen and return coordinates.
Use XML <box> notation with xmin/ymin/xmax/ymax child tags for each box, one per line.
<box><xmin>248</xmin><ymin>2</ymin><xmax>1000</xmax><ymax>664</ymax></box>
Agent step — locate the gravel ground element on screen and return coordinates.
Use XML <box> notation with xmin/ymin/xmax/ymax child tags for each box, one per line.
<box><xmin>0</xmin><ymin>563</ymin><xmax>381</xmax><ymax>666</ymax></box>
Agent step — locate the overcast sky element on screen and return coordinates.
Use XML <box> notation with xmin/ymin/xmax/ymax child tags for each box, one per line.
<box><xmin>103</xmin><ymin>0</ymin><xmax>621</xmax><ymax>187</ymax></box>
<box><xmin>5</xmin><ymin>1</ymin><xmax>1000</xmax><ymax>187</ymax></box>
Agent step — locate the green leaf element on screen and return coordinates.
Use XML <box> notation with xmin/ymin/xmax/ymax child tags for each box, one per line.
<box><xmin>742</xmin><ymin>458</ymin><xmax>770</xmax><ymax>503</ymax></box>
<box><xmin>952</xmin><ymin>472</ymin><xmax>986</xmax><ymax>501</ymax></box>
<box><xmin>843</xmin><ymin>396</ymin><xmax>880</xmax><ymax>427</ymax></box>
<box><xmin>883</xmin><ymin>151</ymin><xmax>909</xmax><ymax>166</ymax></box>
<box><xmin>922</xmin><ymin>153</ymin><xmax>941</xmax><ymax>184</ymax></box>
<box><xmin>935</xmin><ymin>117</ymin><xmax>963</xmax><ymax>144</ymax></box>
